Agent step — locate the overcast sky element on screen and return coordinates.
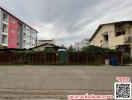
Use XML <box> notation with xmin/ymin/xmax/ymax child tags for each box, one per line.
<box><xmin>1</xmin><ymin>0</ymin><xmax>132</xmax><ymax>46</ymax></box>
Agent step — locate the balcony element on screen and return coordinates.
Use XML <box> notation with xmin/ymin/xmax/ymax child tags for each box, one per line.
<box><xmin>2</xmin><ymin>35</ymin><xmax>8</xmax><ymax>46</ymax></box>
<box><xmin>3</xmin><ymin>13</ymin><xmax>8</xmax><ymax>24</ymax></box>
<box><xmin>2</xmin><ymin>24</ymin><xmax>8</xmax><ymax>35</ymax></box>
<box><xmin>124</xmin><ymin>35</ymin><xmax>132</xmax><ymax>44</ymax></box>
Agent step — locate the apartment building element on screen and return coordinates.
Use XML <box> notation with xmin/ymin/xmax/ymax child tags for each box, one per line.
<box><xmin>74</xmin><ymin>39</ymin><xmax>90</xmax><ymax>51</ymax></box>
<box><xmin>0</xmin><ymin>7</ymin><xmax>38</xmax><ymax>49</ymax></box>
<box><xmin>90</xmin><ymin>21</ymin><xmax>132</xmax><ymax>57</ymax></box>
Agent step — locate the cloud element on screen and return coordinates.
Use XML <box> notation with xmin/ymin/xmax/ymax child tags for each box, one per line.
<box><xmin>1</xmin><ymin>0</ymin><xmax>132</xmax><ymax>46</ymax></box>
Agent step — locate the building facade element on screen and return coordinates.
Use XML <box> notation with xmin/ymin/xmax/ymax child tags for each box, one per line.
<box><xmin>90</xmin><ymin>21</ymin><xmax>132</xmax><ymax>58</ymax></box>
<box><xmin>74</xmin><ymin>39</ymin><xmax>90</xmax><ymax>51</ymax></box>
<box><xmin>0</xmin><ymin>7</ymin><xmax>38</xmax><ymax>49</ymax></box>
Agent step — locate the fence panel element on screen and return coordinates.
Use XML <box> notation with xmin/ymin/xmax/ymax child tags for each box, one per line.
<box><xmin>0</xmin><ymin>51</ymin><xmax>122</xmax><ymax>65</ymax></box>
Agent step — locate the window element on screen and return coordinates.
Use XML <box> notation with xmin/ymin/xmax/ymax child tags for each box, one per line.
<box><xmin>11</xmin><ymin>18</ymin><xmax>16</xmax><ymax>24</ymax></box>
<box><xmin>103</xmin><ymin>34</ymin><xmax>109</xmax><ymax>41</ymax></box>
<box><xmin>116</xmin><ymin>31</ymin><xmax>125</xmax><ymax>36</ymax></box>
<box><xmin>23</xmin><ymin>40</ymin><xmax>26</xmax><ymax>43</ymax></box>
<box><xmin>17</xmin><ymin>42</ymin><xmax>19</xmax><ymax>46</ymax></box>
<box><xmin>3</xmin><ymin>13</ymin><xmax>8</xmax><ymax>22</ymax></box>
<box><xmin>3</xmin><ymin>24</ymin><xmax>8</xmax><ymax>33</ymax></box>
<box><xmin>2</xmin><ymin>35</ymin><xmax>7</xmax><ymax>44</ymax></box>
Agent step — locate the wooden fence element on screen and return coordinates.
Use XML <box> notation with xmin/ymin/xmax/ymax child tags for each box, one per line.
<box><xmin>0</xmin><ymin>51</ymin><xmax>122</xmax><ymax>65</ymax></box>
<box><xmin>68</xmin><ymin>52</ymin><xmax>122</xmax><ymax>65</ymax></box>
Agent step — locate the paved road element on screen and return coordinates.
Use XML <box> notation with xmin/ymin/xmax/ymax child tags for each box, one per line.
<box><xmin>0</xmin><ymin>65</ymin><xmax>131</xmax><ymax>99</ymax></box>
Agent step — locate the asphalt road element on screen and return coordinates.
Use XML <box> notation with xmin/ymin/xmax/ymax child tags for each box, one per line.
<box><xmin>0</xmin><ymin>65</ymin><xmax>131</xmax><ymax>99</ymax></box>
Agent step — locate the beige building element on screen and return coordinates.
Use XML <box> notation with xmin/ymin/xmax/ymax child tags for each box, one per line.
<box><xmin>90</xmin><ymin>21</ymin><xmax>132</xmax><ymax>58</ymax></box>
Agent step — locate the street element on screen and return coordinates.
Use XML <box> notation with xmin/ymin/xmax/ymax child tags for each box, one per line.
<box><xmin>0</xmin><ymin>65</ymin><xmax>131</xmax><ymax>99</ymax></box>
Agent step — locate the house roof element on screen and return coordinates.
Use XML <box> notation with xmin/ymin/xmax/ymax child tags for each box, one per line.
<box><xmin>30</xmin><ymin>43</ymin><xmax>65</xmax><ymax>50</ymax></box>
<box><xmin>38</xmin><ymin>40</ymin><xmax>54</xmax><ymax>42</ymax></box>
<box><xmin>0</xmin><ymin>6</ymin><xmax>38</xmax><ymax>33</ymax></box>
<box><xmin>89</xmin><ymin>21</ymin><xmax>132</xmax><ymax>42</ymax></box>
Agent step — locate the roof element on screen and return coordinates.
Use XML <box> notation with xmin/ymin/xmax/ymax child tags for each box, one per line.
<box><xmin>89</xmin><ymin>21</ymin><xmax>132</xmax><ymax>42</ymax></box>
<box><xmin>30</xmin><ymin>43</ymin><xmax>65</xmax><ymax>50</ymax></box>
<box><xmin>38</xmin><ymin>40</ymin><xmax>54</xmax><ymax>42</ymax></box>
<box><xmin>0</xmin><ymin>6</ymin><xmax>38</xmax><ymax>33</ymax></box>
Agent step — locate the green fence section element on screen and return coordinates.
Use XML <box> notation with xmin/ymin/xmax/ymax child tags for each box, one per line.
<box><xmin>59</xmin><ymin>51</ymin><xmax>68</xmax><ymax>64</ymax></box>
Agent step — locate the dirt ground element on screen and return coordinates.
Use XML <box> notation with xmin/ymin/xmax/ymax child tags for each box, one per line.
<box><xmin>0</xmin><ymin>65</ymin><xmax>131</xmax><ymax>100</ymax></box>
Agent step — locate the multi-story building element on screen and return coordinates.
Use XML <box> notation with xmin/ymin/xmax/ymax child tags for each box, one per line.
<box><xmin>89</xmin><ymin>21</ymin><xmax>132</xmax><ymax>58</ymax></box>
<box><xmin>74</xmin><ymin>39</ymin><xmax>90</xmax><ymax>51</ymax></box>
<box><xmin>0</xmin><ymin>6</ymin><xmax>38</xmax><ymax>49</ymax></box>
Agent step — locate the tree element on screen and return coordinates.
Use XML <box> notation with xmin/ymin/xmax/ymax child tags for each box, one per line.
<box><xmin>45</xmin><ymin>48</ymin><xmax>56</xmax><ymax>52</ymax></box>
<box><xmin>81</xmin><ymin>45</ymin><xmax>115</xmax><ymax>54</ymax></box>
<box><xmin>68</xmin><ymin>45</ymin><xmax>76</xmax><ymax>52</ymax></box>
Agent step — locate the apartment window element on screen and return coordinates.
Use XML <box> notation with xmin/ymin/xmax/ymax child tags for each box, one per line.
<box><xmin>2</xmin><ymin>24</ymin><xmax>8</xmax><ymax>33</ymax></box>
<box><xmin>2</xmin><ymin>35</ymin><xmax>7</xmax><ymax>44</ymax></box>
<box><xmin>31</xmin><ymin>30</ymin><xmax>33</xmax><ymax>34</ymax></box>
<box><xmin>26</xmin><ymin>27</ymin><xmax>30</xmax><ymax>32</ymax></box>
<box><xmin>116</xmin><ymin>31</ymin><xmax>125</xmax><ymax>36</ymax></box>
<box><xmin>23</xmin><ymin>40</ymin><xmax>26</xmax><ymax>43</ymax></box>
<box><xmin>3</xmin><ymin>13</ymin><xmax>8</xmax><ymax>22</ymax></box>
<box><xmin>11</xmin><ymin>18</ymin><xmax>16</xmax><ymax>24</ymax></box>
<box><xmin>23</xmin><ymin>26</ymin><xmax>26</xmax><ymax>30</ymax></box>
<box><xmin>17</xmin><ymin>42</ymin><xmax>19</xmax><ymax>46</ymax></box>
<box><xmin>103</xmin><ymin>34</ymin><xmax>109</xmax><ymax>41</ymax></box>
<box><xmin>23</xmin><ymin>33</ymin><xmax>26</xmax><ymax>38</ymax></box>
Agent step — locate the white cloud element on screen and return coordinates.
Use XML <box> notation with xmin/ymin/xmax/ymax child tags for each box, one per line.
<box><xmin>1</xmin><ymin>0</ymin><xmax>132</xmax><ymax>46</ymax></box>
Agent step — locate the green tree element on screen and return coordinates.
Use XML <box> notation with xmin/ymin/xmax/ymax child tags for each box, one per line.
<box><xmin>68</xmin><ymin>45</ymin><xmax>76</xmax><ymax>52</ymax></box>
<box><xmin>45</xmin><ymin>48</ymin><xmax>56</xmax><ymax>52</ymax></box>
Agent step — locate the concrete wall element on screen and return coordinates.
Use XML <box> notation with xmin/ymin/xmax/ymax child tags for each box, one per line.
<box><xmin>8</xmin><ymin>16</ymin><xmax>19</xmax><ymax>48</ymax></box>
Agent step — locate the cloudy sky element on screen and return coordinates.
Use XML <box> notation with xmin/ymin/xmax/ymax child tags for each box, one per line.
<box><xmin>0</xmin><ymin>0</ymin><xmax>132</xmax><ymax>46</ymax></box>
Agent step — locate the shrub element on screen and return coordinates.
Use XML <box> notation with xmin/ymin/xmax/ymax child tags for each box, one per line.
<box><xmin>123</xmin><ymin>54</ymin><xmax>132</xmax><ymax>64</ymax></box>
<box><xmin>44</xmin><ymin>48</ymin><xmax>56</xmax><ymax>53</ymax></box>
<box><xmin>81</xmin><ymin>45</ymin><xmax>116</xmax><ymax>54</ymax></box>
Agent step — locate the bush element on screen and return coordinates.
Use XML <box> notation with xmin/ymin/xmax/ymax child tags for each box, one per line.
<box><xmin>15</xmin><ymin>51</ymin><xmax>36</xmax><ymax>56</ymax></box>
<box><xmin>44</xmin><ymin>48</ymin><xmax>56</xmax><ymax>53</ymax></box>
<box><xmin>123</xmin><ymin>54</ymin><xmax>132</xmax><ymax>64</ymax></box>
<box><xmin>81</xmin><ymin>45</ymin><xmax>116</xmax><ymax>54</ymax></box>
